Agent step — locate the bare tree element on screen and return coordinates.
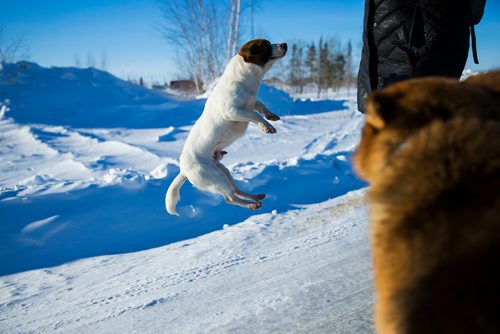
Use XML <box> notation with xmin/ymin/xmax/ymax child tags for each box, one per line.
<box><xmin>226</xmin><ymin>0</ymin><xmax>241</xmax><ymax>63</ymax></box>
<box><xmin>249</xmin><ymin>0</ymin><xmax>255</xmax><ymax>39</ymax></box>
<box><xmin>100</xmin><ymin>51</ymin><xmax>108</xmax><ymax>70</ymax></box>
<box><xmin>158</xmin><ymin>0</ymin><xmax>227</xmax><ymax>94</ymax></box>
<box><xmin>73</xmin><ymin>53</ymin><xmax>82</xmax><ymax>68</ymax></box>
<box><xmin>0</xmin><ymin>26</ymin><xmax>29</xmax><ymax>63</ymax></box>
<box><xmin>158</xmin><ymin>0</ymin><xmax>257</xmax><ymax>94</ymax></box>
<box><xmin>86</xmin><ymin>52</ymin><xmax>97</xmax><ymax>68</ymax></box>
<box><xmin>228</xmin><ymin>0</ymin><xmax>258</xmax><ymax>61</ymax></box>
<box><xmin>72</xmin><ymin>51</ymin><xmax>109</xmax><ymax>70</ymax></box>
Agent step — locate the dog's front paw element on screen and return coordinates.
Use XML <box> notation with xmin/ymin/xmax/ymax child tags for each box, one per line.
<box><xmin>265</xmin><ymin>112</ymin><xmax>280</xmax><ymax>121</ymax></box>
<box><xmin>260</xmin><ymin>123</ymin><xmax>276</xmax><ymax>134</ymax></box>
<box><xmin>247</xmin><ymin>202</ymin><xmax>262</xmax><ymax>210</ymax></box>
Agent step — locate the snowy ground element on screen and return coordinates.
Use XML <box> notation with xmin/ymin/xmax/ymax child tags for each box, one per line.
<box><xmin>0</xmin><ymin>62</ymin><xmax>373</xmax><ymax>333</ymax></box>
<box><xmin>0</xmin><ymin>190</ymin><xmax>373</xmax><ymax>333</ymax></box>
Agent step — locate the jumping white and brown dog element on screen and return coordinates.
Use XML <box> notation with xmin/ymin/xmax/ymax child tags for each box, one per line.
<box><xmin>166</xmin><ymin>39</ymin><xmax>287</xmax><ymax>215</ymax></box>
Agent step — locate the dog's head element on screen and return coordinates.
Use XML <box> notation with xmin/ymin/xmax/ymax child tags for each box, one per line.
<box><xmin>239</xmin><ymin>39</ymin><xmax>287</xmax><ymax>71</ymax></box>
<box><xmin>353</xmin><ymin>73</ymin><xmax>500</xmax><ymax>183</ymax></box>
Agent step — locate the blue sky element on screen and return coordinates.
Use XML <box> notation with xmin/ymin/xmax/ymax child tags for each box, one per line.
<box><xmin>3</xmin><ymin>0</ymin><xmax>499</xmax><ymax>82</ymax></box>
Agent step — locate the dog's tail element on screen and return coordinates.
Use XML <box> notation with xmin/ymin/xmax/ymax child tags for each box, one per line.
<box><xmin>165</xmin><ymin>172</ymin><xmax>187</xmax><ymax>216</ymax></box>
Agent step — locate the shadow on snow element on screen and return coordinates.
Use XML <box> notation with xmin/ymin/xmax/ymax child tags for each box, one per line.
<box><xmin>0</xmin><ymin>152</ymin><xmax>366</xmax><ymax>275</ymax></box>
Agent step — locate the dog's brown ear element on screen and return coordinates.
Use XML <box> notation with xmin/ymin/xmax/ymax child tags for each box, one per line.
<box><xmin>239</xmin><ymin>39</ymin><xmax>271</xmax><ymax>66</ymax></box>
<box><xmin>239</xmin><ymin>44</ymin><xmax>252</xmax><ymax>62</ymax></box>
<box><xmin>365</xmin><ymin>93</ymin><xmax>397</xmax><ymax>129</ymax></box>
<box><xmin>240</xmin><ymin>42</ymin><xmax>261</xmax><ymax>62</ymax></box>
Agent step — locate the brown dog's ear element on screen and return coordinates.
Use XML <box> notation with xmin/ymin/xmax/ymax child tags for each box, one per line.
<box><xmin>366</xmin><ymin>93</ymin><xmax>397</xmax><ymax>129</ymax></box>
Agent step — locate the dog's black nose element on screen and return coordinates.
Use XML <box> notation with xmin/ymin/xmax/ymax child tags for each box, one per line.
<box><xmin>280</xmin><ymin>43</ymin><xmax>288</xmax><ymax>52</ymax></box>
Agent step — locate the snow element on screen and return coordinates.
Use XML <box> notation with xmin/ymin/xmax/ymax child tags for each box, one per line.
<box><xmin>0</xmin><ymin>61</ymin><xmax>373</xmax><ymax>333</ymax></box>
<box><xmin>0</xmin><ymin>190</ymin><xmax>373</xmax><ymax>333</ymax></box>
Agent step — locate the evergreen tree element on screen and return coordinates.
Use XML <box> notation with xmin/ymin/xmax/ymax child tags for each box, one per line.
<box><xmin>305</xmin><ymin>42</ymin><xmax>316</xmax><ymax>84</ymax></box>
<box><xmin>296</xmin><ymin>45</ymin><xmax>304</xmax><ymax>93</ymax></box>
<box><xmin>282</xmin><ymin>37</ymin><xmax>355</xmax><ymax>96</ymax></box>
<box><xmin>345</xmin><ymin>39</ymin><xmax>353</xmax><ymax>85</ymax></box>
<box><xmin>317</xmin><ymin>38</ymin><xmax>330</xmax><ymax>94</ymax></box>
<box><xmin>288</xmin><ymin>43</ymin><xmax>298</xmax><ymax>86</ymax></box>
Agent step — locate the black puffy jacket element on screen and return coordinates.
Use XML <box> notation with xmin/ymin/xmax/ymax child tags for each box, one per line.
<box><xmin>357</xmin><ymin>0</ymin><xmax>486</xmax><ymax>112</ymax></box>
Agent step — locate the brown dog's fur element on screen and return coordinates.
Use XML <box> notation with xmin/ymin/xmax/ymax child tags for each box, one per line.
<box><xmin>354</xmin><ymin>71</ymin><xmax>500</xmax><ymax>334</ymax></box>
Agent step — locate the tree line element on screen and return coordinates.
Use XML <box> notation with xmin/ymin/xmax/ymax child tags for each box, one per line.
<box><xmin>157</xmin><ymin>0</ymin><xmax>356</xmax><ymax>96</ymax></box>
<box><xmin>279</xmin><ymin>38</ymin><xmax>356</xmax><ymax>96</ymax></box>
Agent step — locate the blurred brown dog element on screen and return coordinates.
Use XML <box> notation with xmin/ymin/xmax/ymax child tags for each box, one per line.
<box><xmin>354</xmin><ymin>71</ymin><xmax>500</xmax><ymax>334</ymax></box>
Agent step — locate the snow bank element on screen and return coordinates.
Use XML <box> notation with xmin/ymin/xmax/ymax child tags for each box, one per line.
<box><xmin>0</xmin><ymin>61</ymin><xmax>205</xmax><ymax>128</ymax></box>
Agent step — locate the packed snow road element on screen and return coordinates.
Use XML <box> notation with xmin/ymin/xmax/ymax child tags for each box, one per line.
<box><xmin>0</xmin><ymin>190</ymin><xmax>374</xmax><ymax>333</ymax></box>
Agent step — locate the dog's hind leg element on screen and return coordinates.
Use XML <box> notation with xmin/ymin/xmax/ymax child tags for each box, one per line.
<box><xmin>224</xmin><ymin>195</ymin><xmax>263</xmax><ymax>210</ymax></box>
<box><xmin>200</xmin><ymin>161</ymin><xmax>263</xmax><ymax>210</ymax></box>
<box><xmin>216</xmin><ymin>162</ymin><xmax>266</xmax><ymax>201</ymax></box>
<box><xmin>235</xmin><ymin>191</ymin><xmax>266</xmax><ymax>202</ymax></box>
